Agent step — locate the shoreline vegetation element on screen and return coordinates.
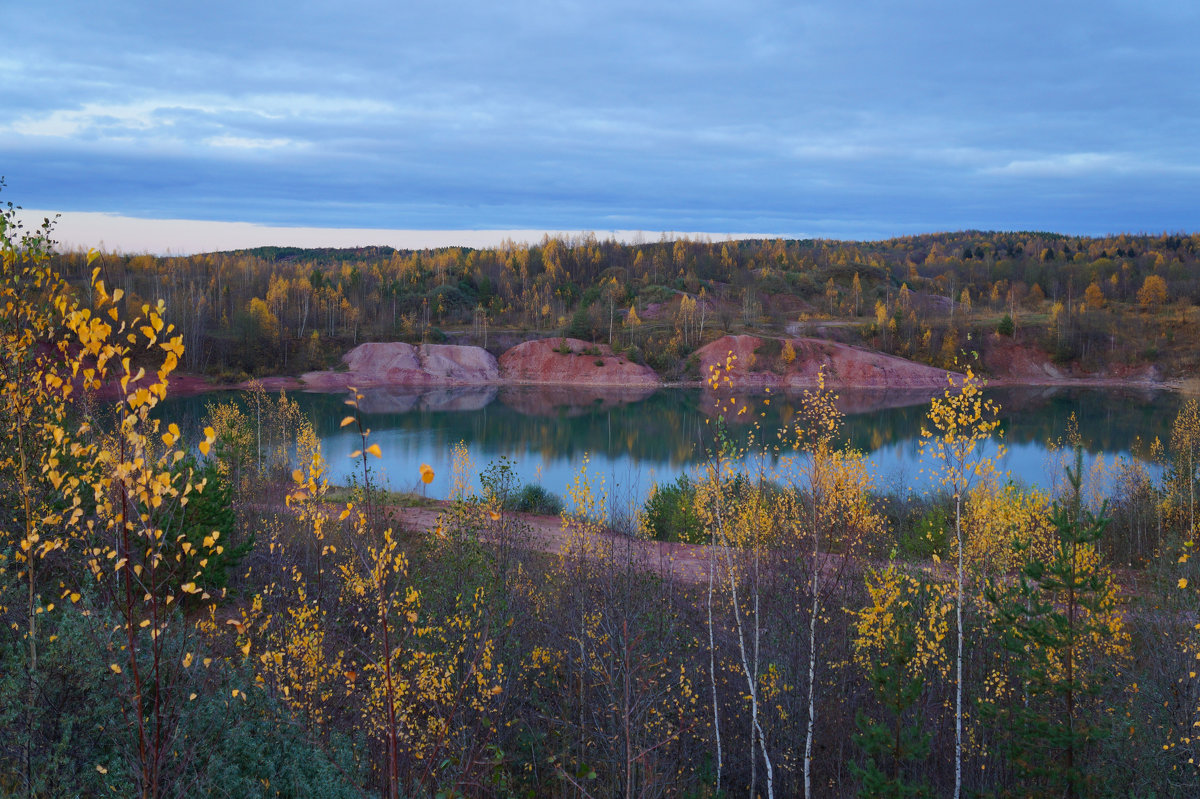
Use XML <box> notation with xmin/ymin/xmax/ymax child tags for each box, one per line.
<box><xmin>6</xmin><ymin>201</ymin><xmax>1200</xmax><ymax>796</ymax></box>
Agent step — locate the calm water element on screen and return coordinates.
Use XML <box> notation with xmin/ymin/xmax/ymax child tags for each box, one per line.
<box><xmin>163</xmin><ymin>383</ymin><xmax>1182</xmax><ymax>511</ymax></box>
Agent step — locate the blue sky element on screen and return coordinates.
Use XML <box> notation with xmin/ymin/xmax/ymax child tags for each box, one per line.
<box><xmin>3</xmin><ymin>0</ymin><xmax>1197</xmax><ymax>251</ymax></box>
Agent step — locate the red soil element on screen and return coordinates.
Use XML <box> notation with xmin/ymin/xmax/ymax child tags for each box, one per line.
<box><xmin>498</xmin><ymin>338</ymin><xmax>660</xmax><ymax>387</ymax></box>
<box><xmin>695</xmin><ymin>334</ymin><xmax>956</xmax><ymax>390</ymax></box>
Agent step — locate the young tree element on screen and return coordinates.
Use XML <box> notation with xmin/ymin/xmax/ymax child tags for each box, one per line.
<box><xmin>788</xmin><ymin>372</ymin><xmax>883</xmax><ymax>798</ymax></box>
<box><xmin>61</xmin><ymin>261</ymin><xmax>222</xmax><ymax>798</ymax></box>
<box><xmin>851</xmin><ymin>564</ymin><xmax>951</xmax><ymax>798</ymax></box>
<box><xmin>1166</xmin><ymin>399</ymin><xmax>1200</xmax><ymax>542</ymax></box>
<box><xmin>695</xmin><ymin>352</ymin><xmax>776</xmax><ymax>797</ymax></box>
<box><xmin>920</xmin><ymin>368</ymin><xmax>1003</xmax><ymax>799</ymax></box>
<box><xmin>983</xmin><ymin>452</ymin><xmax>1128</xmax><ymax>798</ymax></box>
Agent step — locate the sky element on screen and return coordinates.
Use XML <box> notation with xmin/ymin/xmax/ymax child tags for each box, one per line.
<box><xmin>3</xmin><ymin>0</ymin><xmax>1197</xmax><ymax>254</ymax></box>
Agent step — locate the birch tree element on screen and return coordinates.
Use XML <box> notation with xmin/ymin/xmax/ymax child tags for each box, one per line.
<box><xmin>919</xmin><ymin>368</ymin><xmax>1003</xmax><ymax>799</ymax></box>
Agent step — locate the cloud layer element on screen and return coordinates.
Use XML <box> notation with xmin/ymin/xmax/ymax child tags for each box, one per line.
<box><xmin>3</xmin><ymin>0</ymin><xmax>1196</xmax><ymax>244</ymax></box>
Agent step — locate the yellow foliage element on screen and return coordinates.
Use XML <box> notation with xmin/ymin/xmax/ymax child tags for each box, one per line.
<box><xmin>853</xmin><ymin>564</ymin><xmax>952</xmax><ymax>681</ymax></box>
<box><xmin>920</xmin><ymin>368</ymin><xmax>1004</xmax><ymax>504</ymax></box>
<box><xmin>963</xmin><ymin>481</ymin><xmax>1055</xmax><ymax>575</ymax></box>
<box><xmin>1138</xmin><ymin>273</ymin><xmax>1168</xmax><ymax>308</ymax></box>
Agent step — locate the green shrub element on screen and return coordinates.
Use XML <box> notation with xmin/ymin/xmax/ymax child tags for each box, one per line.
<box><xmin>641</xmin><ymin>475</ymin><xmax>703</xmax><ymax>543</ymax></box>
<box><xmin>511</xmin><ymin>484</ymin><xmax>564</xmax><ymax>516</ymax></box>
<box><xmin>173</xmin><ymin>458</ymin><xmax>249</xmax><ymax>593</ymax></box>
<box><xmin>480</xmin><ymin>456</ymin><xmax>519</xmax><ymax>505</ymax></box>
<box><xmin>899</xmin><ymin>504</ymin><xmax>949</xmax><ymax>560</ymax></box>
<box><xmin>997</xmin><ymin>314</ymin><xmax>1014</xmax><ymax>336</ymax></box>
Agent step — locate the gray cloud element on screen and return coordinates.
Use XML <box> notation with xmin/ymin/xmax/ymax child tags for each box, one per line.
<box><xmin>2</xmin><ymin>0</ymin><xmax>1196</xmax><ymax>241</ymax></box>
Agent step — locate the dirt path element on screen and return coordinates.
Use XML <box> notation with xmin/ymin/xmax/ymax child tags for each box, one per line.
<box><xmin>384</xmin><ymin>502</ymin><xmax>873</xmax><ymax>587</ymax></box>
<box><xmin>388</xmin><ymin>503</ymin><xmax>715</xmax><ymax>583</ymax></box>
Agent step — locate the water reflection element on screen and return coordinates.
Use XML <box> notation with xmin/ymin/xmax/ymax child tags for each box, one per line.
<box><xmin>162</xmin><ymin>384</ymin><xmax>1181</xmax><ymax>507</ymax></box>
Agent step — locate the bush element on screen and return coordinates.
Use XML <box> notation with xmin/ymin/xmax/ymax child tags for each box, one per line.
<box><xmin>641</xmin><ymin>475</ymin><xmax>703</xmax><ymax>543</ymax></box>
<box><xmin>510</xmin><ymin>484</ymin><xmax>564</xmax><ymax>516</ymax></box>
<box><xmin>997</xmin><ymin>314</ymin><xmax>1014</xmax><ymax>337</ymax></box>
<box><xmin>480</xmin><ymin>456</ymin><xmax>519</xmax><ymax>506</ymax></box>
<box><xmin>898</xmin><ymin>504</ymin><xmax>950</xmax><ymax>560</ymax></box>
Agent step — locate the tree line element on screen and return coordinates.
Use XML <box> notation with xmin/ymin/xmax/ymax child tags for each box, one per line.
<box><xmin>41</xmin><ymin>227</ymin><xmax>1200</xmax><ymax>380</ymax></box>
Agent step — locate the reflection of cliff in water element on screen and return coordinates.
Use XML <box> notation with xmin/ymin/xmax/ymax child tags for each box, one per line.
<box><xmin>498</xmin><ymin>384</ymin><xmax>659</xmax><ymax>417</ymax></box>
<box><xmin>354</xmin><ymin>386</ymin><xmax>498</xmax><ymax>414</ymax></box>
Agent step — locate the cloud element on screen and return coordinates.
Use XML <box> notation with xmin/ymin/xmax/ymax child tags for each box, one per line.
<box><xmin>982</xmin><ymin>152</ymin><xmax>1200</xmax><ymax>179</ymax></box>
<box><xmin>204</xmin><ymin>135</ymin><xmax>302</xmax><ymax>150</ymax></box>
<box><xmin>1</xmin><ymin>0</ymin><xmax>1196</xmax><ymax>242</ymax></box>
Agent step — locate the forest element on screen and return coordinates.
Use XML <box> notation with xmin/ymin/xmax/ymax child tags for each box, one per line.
<box><xmin>3</xmin><ymin>198</ymin><xmax>1200</xmax><ymax>799</ymax></box>
<box><xmin>43</xmin><ymin>227</ymin><xmax>1200</xmax><ymax>384</ymax></box>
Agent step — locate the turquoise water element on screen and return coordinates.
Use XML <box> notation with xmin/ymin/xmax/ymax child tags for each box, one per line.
<box><xmin>162</xmin><ymin>384</ymin><xmax>1181</xmax><ymax>512</ymax></box>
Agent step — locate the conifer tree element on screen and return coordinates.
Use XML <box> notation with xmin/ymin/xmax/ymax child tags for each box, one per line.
<box><xmin>984</xmin><ymin>450</ymin><xmax>1127</xmax><ymax>799</ymax></box>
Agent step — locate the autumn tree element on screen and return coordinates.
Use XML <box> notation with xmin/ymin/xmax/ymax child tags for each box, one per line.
<box><xmin>920</xmin><ymin>369</ymin><xmax>1003</xmax><ymax>799</ymax></box>
<box><xmin>1137</xmin><ymin>274</ymin><xmax>1168</xmax><ymax>308</ymax></box>
<box><xmin>624</xmin><ymin>303</ymin><xmax>642</xmax><ymax>347</ymax></box>
<box><xmin>0</xmin><ymin>196</ymin><xmax>92</xmax><ymax>795</ymax></box>
<box><xmin>788</xmin><ymin>372</ymin><xmax>884</xmax><ymax>798</ymax></box>
<box><xmin>851</xmin><ymin>564</ymin><xmax>951</xmax><ymax>798</ymax></box>
<box><xmin>695</xmin><ymin>353</ymin><xmax>777</xmax><ymax>796</ymax></box>
<box><xmin>781</xmin><ymin>339</ymin><xmax>797</xmax><ymax>365</ymax></box>
<box><xmin>1165</xmin><ymin>399</ymin><xmax>1200</xmax><ymax>542</ymax></box>
<box><xmin>58</xmin><ymin>259</ymin><xmax>223</xmax><ymax>798</ymax></box>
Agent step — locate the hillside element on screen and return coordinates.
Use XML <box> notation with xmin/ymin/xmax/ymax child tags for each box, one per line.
<box><xmin>51</xmin><ymin>231</ymin><xmax>1200</xmax><ymax>387</ymax></box>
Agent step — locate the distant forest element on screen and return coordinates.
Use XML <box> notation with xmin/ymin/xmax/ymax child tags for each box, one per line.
<box><xmin>50</xmin><ymin>230</ymin><xmax>1200</xmax><ymax>379</ymax></box>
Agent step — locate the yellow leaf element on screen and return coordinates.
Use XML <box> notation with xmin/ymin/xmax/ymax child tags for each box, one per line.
<box><xmin>182</xmin><ymin>652</ymin><xmax>193</xmax><ymax>668</ymax></box>
<box><xmin>340</xmin><ymin>415</ymin><xmax>356</xmax><ymax>427</ymax></box>
<box><xmin>110</xmin><ymin>663</ymin><xmax>122</xmax><ymax>674</ymax></box>
<box><xmin>420</xmin><ymin>463</ymin><xmax>434</xmax><ymax>484</ymax></box>
<box><xmin>366</xmin><ymin>443</ymin><xmax>382</xmax><ymax>458</ymax></box>
<box><xmin>96</xmin><ymin>764</ymin><xmax>108</xmax><ymax>774</ymax></box>
<box><xmin>1180</xmin><ymin>578</ymin><xmax>1189</xmax><ymax>590</ymax></box>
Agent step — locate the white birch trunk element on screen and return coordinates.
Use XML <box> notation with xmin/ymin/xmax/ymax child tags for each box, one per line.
<box><xmin>954</xmin><ymin>493</ymin><xmax>964</xmax><ymax>799</ymax></box>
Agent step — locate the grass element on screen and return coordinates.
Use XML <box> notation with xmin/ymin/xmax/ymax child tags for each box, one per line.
<box><xmin>325</xmin><ymin>484</ymin><xmax>439</xmax><ymax>507</ymax></box>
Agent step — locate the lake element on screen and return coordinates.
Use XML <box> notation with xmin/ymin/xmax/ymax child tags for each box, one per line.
<box><xmin>162</xmin><ymin>383</ymin><xmax>1183</xmax><ymax>514</ymax></box>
